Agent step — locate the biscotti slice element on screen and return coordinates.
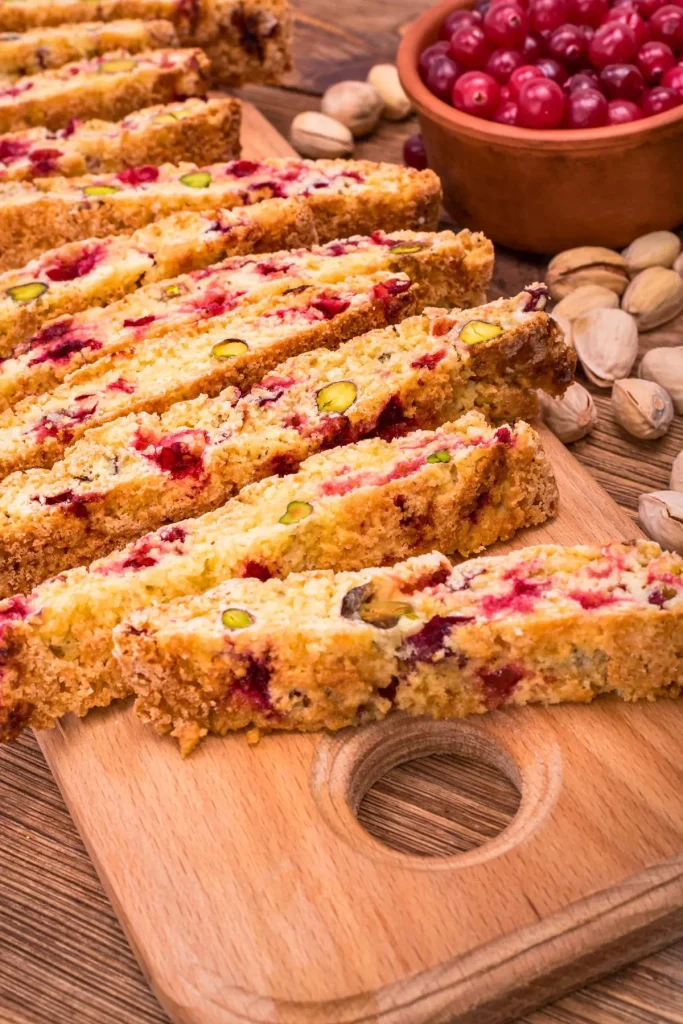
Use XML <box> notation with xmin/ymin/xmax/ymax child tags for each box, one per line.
<box><xmin>0</xmin><ymin>271</ymin><xmax>418</xmax><ymax>476</ymax></box>
<box><xmin>0</xmin><ymin>47</ymin><xmax>210</xmax><ymax>134</ymax></box>
<box><xmin>0</xmin><ymin>196</ymin><xmax>314</xmax><ymax>354</ymax></box>
<box><xmin>115</xmin><ymin>540</ymin><xmax>683</xmax><ymax>754</ymax></box>
<box><xmin>0</xmin><ymin>411</ymin><xmax>557</xmax><ymax>741</ymax></box>
<box><xmin>0</xmin><ymin>19</ymin><xmax>179</xmax><ymax>77</ymax></box>
<box><xmin>0</xmin><ymin>228</ymin><xmax>488</xmax><ymax>399</ymax></box>
<box><xmin>0</xmin><ymin>158</ymin><xmax>442</xmax><ymax>271</ymax></box>
<box><xmin>0</xmin><ymin>290</ymin><xmax>556</xmax><ymax>593</ymax></box>
<box><xmin>0</xmin><ymin>97</ymin><xmax>241</xmax><ymax>184</ymax></box>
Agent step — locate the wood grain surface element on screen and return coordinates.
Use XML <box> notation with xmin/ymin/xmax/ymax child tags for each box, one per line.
<box><xmin>3</xmin><ymin>2</ymin><xmax>683</xmax><ymax>1022</ymax></box>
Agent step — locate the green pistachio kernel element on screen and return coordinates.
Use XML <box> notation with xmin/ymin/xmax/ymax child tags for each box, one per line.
<box><xmin>279</xmin><ymin>500</ymin><xmax>313</xmax><ymax>525</ymax></box>
<box><xmin>459</xmin><ymin>320</ymin><xmax>504</xmax><ymax>346</ymax></box>
<box><xmin>6</xmin><ymin>281</ymin><xmax>48</xmax><ymax>303</ymax></box>
<box><xmin>389</xmin><ymin>243</ymin><xmax>424</xmax><ymax>255</ymax></box>
<box><xmin>82</xmin><ymin>184</ymin><xmax>120</xmax><ymax>197</ymax></box>
<box><xmin>211</xmin><ymin>338</ymin><xmax>248</xmax><ymax>359</ymax></box>
<box><xmin>427</xmin><ymin>449</ymin><xmax>451</xmax><ymax>464</ymax></box>
<box><xmin>180</xmin><ymin>171</ymin><xmax>211</xmax><ymax>188</ymax></box>
<box><xmin>222</xmin><ymin>608</ymin><xmax>254</xmax><ymax>630</ymax></box>
<box><xmin>316</xmin><ymin>380</ymin><xmax>357</xmax><ymax>414</ymax></box>
<box><xmin>99</xmin><ymin>58</ymin><xmax>137</xmax><ymax>73</ymax></box>
<box><xmin>164</xmin><ymin>283</ymin><xmax>184</xmax><ymax>298</ymax></box>
<box><xmin>360</xmin><ymin>599</ymin><xmax>415</xmax><ymax>629</ymax></box>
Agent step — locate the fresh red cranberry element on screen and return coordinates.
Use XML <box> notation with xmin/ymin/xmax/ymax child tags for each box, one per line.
<box><xmin>604</xmin><ymin>6</ymin><xmax>649</xmax><ymax>48</ymax></box>
<box><xmin>567</xmin><ymin>0</ymin><xmax>608</xmax><ymax>26</ymax></box>
<box><xmin>486</xmin><ymin>47</ymin><xmax>525</xmax><ymax>80</ymax></box>
<box><xmin>419</xmin><ymin>40</ymin><xmax>450</xmax><ymax>79</ymax></box>
<box><xmin>494</xmin><ymin>97</ymin><xmax>520</xmax><ymax>120</ymax></box>
<box><xmin>500</xmin><ymin>83</ymin><xmax>513</xmax><ymax>99</ymax></box>
<box><xmin>474</xmin><ymin>0</ymin><xmax>492</xmax><ymax>14</ymax></box>
<box><xmin>403</xmin><ymin>133</ymin><xmax>428</xmax><ymax>169</ymax></box>
<box><xmin>535</xmin><ymin>56</ymin><xmax>569</xmax><ymax>82</ymax></box>
<box><xmin>529</xmin><ymin>0</ymin><xmax>569</xmax><ymax>33</ymax></box>
<box><xmin>550</xmin><ymin>23</ymin><xmax>588</xmax><ymax>65</ymax></box>
<box><xmin>425</xmin><ymin>54</ymin><xmax>462</xmax><ymax>100</ymax></box>
<box><xmin>589</xmin><ymin>23</ymin><xmax>638</xmax><ymax>67</ymax></box>
<box><xmin>452</xmin><ymin>69</ymin><xmax>501</xmax><ymax>116</ymax></box>
<box><xmin>440</xmin><ymin>8</ymin><xmax>483</xmax><ymax>40</ymax></box>
<box><xmin>509</xmin><ymin>61</ymin><xmax>546</xmax><ymax>97</ymax></box>
<box><xmin>662</xmin><ymin>61</ymin><xmax>683</xmax><ymax>92</ymax></box>
<box><xmin>564</xmin><ymin>86</ymin><xmax>609</xmax><ymax>124</ymax></box>
<box><xmin>607</xmin><ymin>96</ymin><xmax>644</xmax><ymax>119</ymax></box>
<box><xmin>642</xmin><ymin>82</ymin><xmax>683</xmax><ymax>109</ymax></box>
<box><xmin>518</xmin><ymin>75</ymin><xmax>566</xmax><ymax>124</ymax></box>
<box><xmin>649</xmin><ymin>5</ymin><xmax>683</xmax><ymax>50</ymax></box>
<box><xmin>637</xmin><ymin>40</ymin><xmax>676</xmax><ymax>82</ymax></box>
<box><xmin>483</xmin><ymin>2</ymin><xmax>528</xmax><ymax>46</ymax></box>
<box><xmin>449</xmin><ymin>24</ymin><xmax>492</xmax><ymax>66</ymax></box>
<box><xmin>634</xmin><ymin>0</ymin><xmax>665</xmax><ymax>16</ymax></box>
<box><xmin>600</xmin><ymin>62</ymin><xmax>645</xmax><ymax>97</ymax></box>
<box><xmin>522</xmin><ymin>33</ymin><xmax>544</xmax><ymax>59</ymax></box>
<box><xmin>565</xmin><ymin>69</ymin><xmax>601</xmax><ymax>90</ymax></box>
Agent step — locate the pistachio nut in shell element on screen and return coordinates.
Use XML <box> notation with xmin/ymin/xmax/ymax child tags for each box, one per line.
<box><xmin>637</xmin><ymin>308</ymin><xmax>683</xmax><ymax>349</ymax></box>
<box><xmin>675</xmin><ymin>251</ymin><xmax>683</xmax><ymax>278</ymax></box>
<box><xmin>639</xmin><ymin>490</ymin><xmax>683</xmax><ymax>555</ymax></box>
<box><xmin>538</xmin><ymin>382</ymin><xmax>597</xmax><ymax>443</ymax></box>
<box><xmin>546</xmin><ymin>246</ymin><xmax>628</xmax><ymax>301</ymax></box>
<box><xmin>552</xmin><ymin>284</ymin><xmax>619</xmax><ymax>321</ymax></box>
<box><xmin>289</xmin><ymin>111</ymin><xmax>354</xmax><ymax>159</ymax></box>
<box><xmin>552</xmin><ymin>312</ymin><xmax>573</xmax><ymax>349</ymax></box>
<box><xmin>611</xmin><ymin>378</ymin><xmax>673</xmax><ymax>440</ymax></box>
<box><xmin>622</xmin><ymin>230</ymin><xmax>681</xmax><ymax>274</ymax></box>
<box><xmin>671</xmin><ymin>451</ymin><xmax>683</xmax><ymax>493</ymax></box>
<box><xmin>621</xmin><ymin>266</ymin><xmax>683</xmax><ymax>331</ymax></box>
<box><xmin>639</xmin><ymin>346</ymin><xmax>683</xmax><ymax>414</ymax></box>
<box><xmin>321</xmin><ymin>80</ymin><xmax>383</xmax><ymax>138</ymax></box>
<box><xmin>572</xmin><ymin>307</ymin><xmax>638</xmax><ymax>387</ymax></box>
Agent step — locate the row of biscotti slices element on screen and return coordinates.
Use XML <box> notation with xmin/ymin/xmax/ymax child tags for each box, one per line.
<box><xmin>0</xmin><ymin>96</ymin><xmax>241</xmax><ymax>185</ymax></box>
<box><xmin>0</xmin><ymin>47</ymin><xmax>211</xmax><ymax>134</ymax></box>
<box><xmin>0</xmin><ymin>0</ymin><xmax>294</xmax><ymax>88</ymax></box>
<box><xmin>0</xmin><ymin>231</ymin><xmax>498</xmax><ymax>474</ymax></box>
<box><xmin>0</xmin><ymin>287</ymin><xmax>571</xmax><ymax>595</ymax></box>
<box><xmin>0</xmin><ymin>409</ymin><xmax>559</xmax><ymax>744</ymax></box>
<box><xmin>0</xmin><ymin>227</ymin><xmax>491</xmax><ymax>406</ymax></box>
<box><xmin>0</xmin><ymin>158</ymin><xmax>443</xmax><ymax>271</ymax></box>
<box><xmin>114</xmin><ymin>541</ymin><xmax>683</xmax><ymax>756</ymax></box>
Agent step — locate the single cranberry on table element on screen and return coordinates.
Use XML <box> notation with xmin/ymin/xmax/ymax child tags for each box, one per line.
<box><xmin>564</xmin><ymin>85</ymin><xmax>610</xmax><ymax>123</ymax></box>
<box><xmin>483</xmin><ymin>2</ymin><xmax>528</xmax><ymax>46</ymax></box>
<box><xmin>603</xmin><ymin>6</ymin><xmax>649</xmax><ymax>47</ymax></box>
<box><xmin>485</xmin><ymin>46</ymin><xmax>525</xmax><ymax>79</ymax></box>
<box><xmin>548</xmin><ymin>22</ymin><xmax>588</xmax><ymax>64</ymax></box>
<box><xmin>565</xmin><ymin>69</ymin><xmax>601</xmax><ymax>89</ymax></box>
<box><xmin>439</xmin><ymin>8</ymin><xmax>482</xmax><ymax>40</ymax></box>
<box><xmin>508</xmin><ymin>61</ymin><xmax>545</xmax><ymax>96</ymax></box>
<box><xmin>517</xmin><ymin>75</ymin><xmax>566</xmax><ymax>124</ymax></box>
<box><xmin>425</xmin><ymin>54</ymin><xmax>462</xmax><ymax>100</ymax></box>
<box><xmin>649</xmin><ymin>5</ymin><xmax>683</xmax><ymax>51</ymax></box>
<box><xmin>636</xmin><ymin>39</ymin><xmax>676</xmax><ymax>81</ymax></box>
<box><xmin>419</xmin><ymin>40</ymin><xmax>450</xmax><ymax>79</ymax></box>
<box><xmin>567</xmin><ymin>0</ymin><xmax>608</xmax><ymax>26</ymax></box>
<box><xmin>662</xmin><ymin>61</ymin><xmax>683</xmax><ymax>91</ymax></box>
<box><xmin>449</xmin><ymin>24</ymin><xmax>493</xmax><ymax>66</ymax></box>
<box><xmin>494</xmin><ymin>97</ymin><xmax>520</xmax><ymax>119</ymax></box>
<box><xmin>403</xmin><ymin>134</ymin><xmax>428</xmax><ymax>170</ymax></box>
<box><xmin>528</xmin><ymin>0</ymin><xmax>569</xmax><ymax>32</ymax></box>
<box><xmin>522</xmin><ymin>33</ymin><xmax>544</xmax><ymax>59</ymax></box>
<box><xmin>607</xmin><ymin>96</ymin><xmax>644</xmax><ymax>118</ymax></box>
<box><xmin>452</xmin><ymin>69</ymin><xmax>501</xmax><ymax>115</ymax></box>
<box><xmin>641</xmin><ymin>82</ymin><xmax>683</xmax><ymax>109</ymax></box>
<box><xmin>589</xmin><ymin>22</ymin><xmax>638</xmax><ymax>66</ymax></box>
<box><xmin>600</xmin><ymin>61</ymin><xmax>646</xmax><ymax>96</ymax></box>
<box><xmin>535</xmin><ymin>56</ymin><xmax>570</xmax><ymax>81</ymax></box>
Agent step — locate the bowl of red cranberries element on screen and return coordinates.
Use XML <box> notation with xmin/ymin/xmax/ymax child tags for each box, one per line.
<box><xmin>397</xmin><ymin>0</ymin><xmax>683</xmax><ymax>253</ymax></box>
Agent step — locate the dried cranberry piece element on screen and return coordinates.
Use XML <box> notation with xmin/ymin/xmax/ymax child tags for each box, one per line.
<box><xmin>372</xmin><ymin>278</ymin><xmax>413</xmax><ymax>302</ymax></box>
<box><xmin>402</xmin><ymin>615</ymin><xmax>473</xmax><ymax>662</ymax></box>
<box><xmin>117</xmin><ymin>165</ymin><xmax>159</xmax><ymax>186</ymax></box>
<box><xmin>123</xmin><ymin>314</ymin><xmax>156</xmax><ymax>328</ymax></box>
<box><xmin>0</xmin><ymin>594</ymin><xmax>30</xmax><ymax>623</ymax></box>
<box><xmin>228</xmin><ymin>159</ymin><xmax>262</xmax><ymax>177</ymax></box>
<box><xmin>480</xmin><ymin>664</ymin><xmax>524</xmax><ymax>707</ymax></box>
<box><xmin>28</xmin><ymin>147</ymin><xmax>62</xmax><ymax>175</ymax></box>
<box><xmin>411</xmin><ymin>348</ymin><xmax>447</xmax><ymax>370</ymax></box>
<box><xmin>372</xmin><ymin>396</ymin><xmax>411</xmax><ymax>441</ymax></box>
<box><xmin>231</xmin><ymin>656</ymin><xmax>273</xmax><ymax>711</ymax></box>
<box><xmin>158</xmin><ymin>525</ymin><xmax>186</xmax><ymax>544</ymax></box>
<box><xmin>0</xmin><ymin>138</ymin><xmax>30</xmax><ymax>164</ymax></box>
<box><xmin>241</xmin><ymin>560</ymin><xmax>271</xmax><ymax>581</ymax></box>
<box><xmin>28</xmin><ymin>335</ymin><xmax>101</xmax><ymax>367</ymax></box>
<box><xmin>311</xmin><ymin>295</ymin><xmax>350</xmax><ymax>319</ymax></box>
<box><xmin>44</xmin><ymin>246</ymin><xmax>103</xmax><ymax>282</ymax></box>
<box><xmin>569</xmin><ymin>590</ymin><xmax>616</xmax><ymax>609</ymax></box>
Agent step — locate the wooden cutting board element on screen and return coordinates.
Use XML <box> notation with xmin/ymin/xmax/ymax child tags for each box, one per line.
<box><xmin>37</xmin><ymin>103</ymin><xmax>683</xmax><ymax>1024</ymax></box>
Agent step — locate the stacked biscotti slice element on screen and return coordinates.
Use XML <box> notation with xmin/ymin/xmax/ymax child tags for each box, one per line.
<box><xmin>0</xmin><ymin>0</ymin><xmax>294</xmax><ymax>87</ymax></box>
<box><xmin>114</xmin><ymin>541</ymin><xmax>683</xmax><ymax>754</ymax></box>
<box><xmin>0</xmin><ymin>410</ymin><xmax>559</xmax><ymax>742</ymax></box>
<box><xmin>0</xmin><ymin>97</ymin><xmax>241</xmax><ymax>183</ymax></box>
<box><xmin>0</xmin><ymin>158</ymin><xmax>443</xmax><ymax>270</ymax></box>
<box><xmin>0</xmin><ymin>228</ymin><xmax>491</xmax><ymax>472</ymax></box>
<box><xmin>0</xmin><ymin>286</ymin><xmax>573</xmax><ymax>593</ymax></box>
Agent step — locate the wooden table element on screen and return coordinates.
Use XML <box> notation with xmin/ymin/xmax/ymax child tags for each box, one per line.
<box><xmin>3</xmin><ymin>3</ymin><xmax>683</xmax><ymax>1022</ymax></box>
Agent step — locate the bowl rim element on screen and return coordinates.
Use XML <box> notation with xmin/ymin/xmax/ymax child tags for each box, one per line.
<box><xmin>397</xmin><ymin>0</ymin><xmax>683</xmax><ymax>149</ymax></box>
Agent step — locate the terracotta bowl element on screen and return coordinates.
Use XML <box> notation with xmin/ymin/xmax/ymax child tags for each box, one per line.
<box><xmin>398</xmin><ymin>0</ymin><xmax>683</xmax><ymax>254</ymax></box>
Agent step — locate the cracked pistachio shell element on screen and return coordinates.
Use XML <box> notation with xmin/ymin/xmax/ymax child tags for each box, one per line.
<box><xmin>538</xmin><ymin>382</ymin><xmax>597</xmax><ymax>443</ymax></box>
<box><xmin>552</xmin><ymin>284</ymin><xmax>619</xmax><ymax>322</ymax></box>
<box><xmin>546</xmin><ymin>246</ymin><xmax>629</xmax><ymax>301</ymax></box>
<box><xmin>622</xmin><ymin>231</ymin><xmax>681</xmax><ymax>274</ymax></box>
<box><xmin>612</xmin><ymin>378</ymin><xmax>673</xmax><ymax>439</ymax></box>
<box><xmin>639</xmin><ymin>346</ymin><xmax>683</xmax><ymax>414</ymax></box>
<box><xmin>321</xmin><ymin>80</ymin><xmax>383</xmax><ymax>138</ymax></box>
<box><xmin>670</xmin><ymin>452</ymin><xmax>683</xmax><ymax>493</ymax></box>
<box><xmin>290</xmin><ymin>111</ymin><xmax>354</xmax><ymax>159</ymax></box>
<box><xmin>621</xmin><ymin>266</ymin><xmax>683</xmax><ymax>331</ymax></box>
<box><xmin>572</xmin><ymin>308</ymin><xmax>638</xmax><ymax>387</ymax></box>
<box><xmin>639</xmin><ymin>491</ymin><xmax>683</xmax><ymax>554</ymax></box>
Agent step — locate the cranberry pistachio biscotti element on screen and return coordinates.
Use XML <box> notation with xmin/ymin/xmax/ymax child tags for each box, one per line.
<box><xmin>0</xmin><ymin>196</ymin><xmax>313</xmax><ymax>353</ymax></box>
<box><xmin>0</xmin><ymin>19</ymin><xmax>179</xmax><ymax>77</ymax></box>
<box><xmin>0</xmin><ymin>97</ymin><xmax>241</xmax><ymax>184</ymax></box>
<box><xmin>0</xmin><ymin>288</ymin><xmax>561</xmax><ymax>592</ymax></box>
<box><xmin>0</xmin><ymin>48</ymin><xmax>210</xmax><ymax>134</ymax></box>
<box><xmin>0</xmin><ymin>411</ymin><xmax>557</xmax><ymax>741</ymax></box>
<box><xmin>0</xmin><ymin>228</ymin><xmax>489</xmax><ymax>399</ymax></box>
<box><xmin>0</xmin><ymin>158</ymin><xmax>442</xmax><ymax>271</ymax></box>
<box><xmin>116</xmin><ymin>541</ymin><xmax>683</xmax><ymax>754</ymax></box>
